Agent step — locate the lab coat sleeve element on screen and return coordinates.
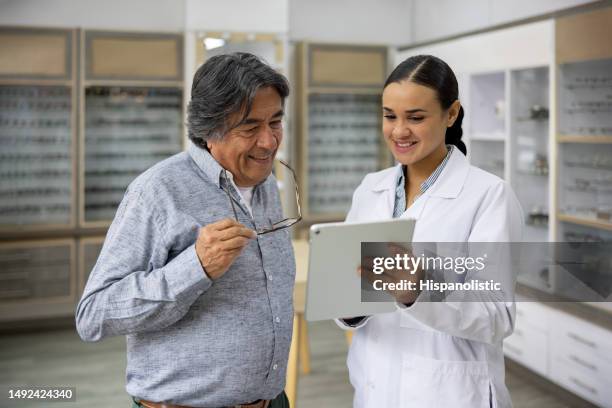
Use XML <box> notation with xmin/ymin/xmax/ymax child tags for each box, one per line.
<box><xmin>397</xmin><ymin>180</ymin><xmax>523</xmax><ymax>345</ymax></box>
<box><xmin>75</xmin><ymin>187</ymin><xmax>212</xmax><ymax>342</ymax></box>
<box><xmin>335</xmin><ymin>181</ymin><xmax>373</xmax><ymax>331</ymax></box>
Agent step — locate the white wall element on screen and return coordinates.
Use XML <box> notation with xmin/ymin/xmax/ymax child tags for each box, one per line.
<box><xmin>0</xmin><ymin>0</ymin><xmax>185</xmax><ymax>31</ymax></box>
<box><xmin>185</xmin><ymin>0</ymin><xmax>289</xmax><ymax>33</ymax></box>
<box><xmin>411</xmin><ymin>0</ymin><xmax>596</xmax><ymax>43</ymax></box>
<box><xmin>400</xmin><ymin>19</ymin><xmax>554</xmax><ymax>74</ymax></box>
<box><xmin>289</xmin><ymin>0</ymin><xmax>412</xmax><ymax>45</ymax></box>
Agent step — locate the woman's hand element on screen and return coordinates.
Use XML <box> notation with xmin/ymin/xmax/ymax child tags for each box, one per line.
<box><xmin>358</xmin><ymin>243</ymin><xmax>424</xmax><ymax>305</ymax></box>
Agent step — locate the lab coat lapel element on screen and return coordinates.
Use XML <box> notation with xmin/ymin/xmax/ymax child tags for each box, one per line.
<box><xmin>368</xmin><ymin>165</ymin><xmax>400</xmax><ymax>220</ymax></box>
<box><xmin>386</xmin><ymin>149</ymin><xmax>470</xmax><ymax>220</ymax></box>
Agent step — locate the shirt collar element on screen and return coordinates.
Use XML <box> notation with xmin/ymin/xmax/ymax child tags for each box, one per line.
<box><xmin>372</xmin><ymin>145</ymin><xmax>468</xmax><ymax>198</ymax></box>
<box><xmin>187</xmin><ymin>141</ymin><xmax>225</xmax><ymax>188</ymax></box>
<box><xmin>187</xmin><ymin>140</ymin><xmax>273</xmax><ymax>192</ymax></box>
<box><xmin>396</xmin><ymin>145</ymin><xmax>454</xmax><ymax>193</ymax></box>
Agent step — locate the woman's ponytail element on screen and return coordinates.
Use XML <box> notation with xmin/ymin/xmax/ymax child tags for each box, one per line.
<box><xmin>445</xmin><ymin>106</ymin><xmax>466</xmax><ymax>155</ymax></box>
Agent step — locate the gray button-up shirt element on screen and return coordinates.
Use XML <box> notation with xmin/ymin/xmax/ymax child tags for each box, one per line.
<box><xmin>76</xmin><ymin>142</ymin><xmax>296</xmax><ymax>407</ymax></box>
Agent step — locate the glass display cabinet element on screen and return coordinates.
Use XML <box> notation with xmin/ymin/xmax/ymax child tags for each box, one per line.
<box><xmin>468</xmin><ymin>71</ymin><xmax>507</xmax><ymax>179</ymax></box>
<box><xmin>84</xmin><ymin>86</ymin><xmax>183</xmax><ymax>222</ymax></box>
<box><xmin>555</xmin><ymin>7</ymin><xmax>612</xmax><ymax>243</ymax></box>
<box><xmin>0</xmin><ymin>28</ymin><xmax>76</xmax><ymax>233</ymax></box>
<box><xmin>0</xmin><ymin>28</ymin><xmax>78</xmax><ymax>323</ymax></box>
<box><xmin>295</xmin><ymin>42</ymin><xmax>390</xmax><ymax>225</ymax></box>
<box><xmin>509</xmin><ymin>66</ymin><xmax>550</xmax><ymax>243</ymax></box>
<box><xmin>81</xmin><ymin>30</ymin><xmax>184</xmax><ymax>227</ymax></box>
<box><xmin>0</xmin><ymin>28</ymin><xmax>186</xmax><ymax>325</ymax></box>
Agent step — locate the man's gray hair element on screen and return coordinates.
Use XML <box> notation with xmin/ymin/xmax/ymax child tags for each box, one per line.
<box><xmin>187</xmin><ymin>52</ymin><xmax>290</xmax><ymax>148</ymax></box>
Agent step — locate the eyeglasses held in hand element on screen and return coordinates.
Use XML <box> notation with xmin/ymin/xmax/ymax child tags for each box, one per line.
<box><xmin>221</xmin><ymin>159</ymin><xmax>302</xmax><ymax>235</ymax></box>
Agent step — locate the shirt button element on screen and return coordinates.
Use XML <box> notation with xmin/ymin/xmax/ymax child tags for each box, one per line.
<box><xmin>273</xmin><ymin>364</ymin><xmax>278</xmax><ymax>370</ymax></box>
<box><xmin>275</xmin><ymin>316</ymin><xmax>280</xmax><ymax>323</ymax></box>
<box><xmin>268</xmin><ymin>275</ymin><xmax>273</xmax><ymax>281</ymax></box>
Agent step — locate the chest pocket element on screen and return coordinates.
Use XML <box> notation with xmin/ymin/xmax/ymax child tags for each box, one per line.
<box><xmin>399</xmin><ymin>353</ymin><xmax>491</xmax><ymax>408</ymax></box>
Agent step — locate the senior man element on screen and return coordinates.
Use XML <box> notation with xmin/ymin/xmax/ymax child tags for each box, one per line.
<box><xmin>76</xmin><ymin>53</ymin><xmax>297</xmax><ymax>408</ymax></box>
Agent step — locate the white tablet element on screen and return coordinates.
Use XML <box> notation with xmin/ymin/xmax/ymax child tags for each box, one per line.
<box><xmin>305</xmin><ymin>218</ymin><xmax>415</xmax><ymax>321</ymax></box>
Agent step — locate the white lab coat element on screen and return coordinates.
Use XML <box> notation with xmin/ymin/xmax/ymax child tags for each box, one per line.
<box><xmin>337</xmin><ymin>147</ymin><xmax>523</xmax><ymax>408</ymax></box>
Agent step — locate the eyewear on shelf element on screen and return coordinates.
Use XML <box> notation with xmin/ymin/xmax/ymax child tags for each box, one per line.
<box><xmin>309</xmin><ymin>181</ymin><xmax>360</xmax><ymax>191</ymax></box>
<box><xmin>565</xmin><ymin>108</ymin><xmax>612</xmax><ymax>115</ymax></box>
<box><xmin>86</xmin><ymin>87</ymin><xmax>181</xmax><ymax>98</ymax></box>
<box><xmin>221</xmin><ymin>159</ymin><xmax>301</xmax><ymax>236</ymax></box>
<box><xmin>0</xmin><ymin>87</ymin><xmax>70</xmax><ymax>98</ymax></box>
<box><xmin>310</xmin><ymin>137</ymin><xmax>379</xmax><ymax>145</ymax></box>
<box><xmin>0</xmin><ymin>119</ymin><xmax>70</xmax><ymax>128</ymax></box>
<box><xmin>564</xmin><ymin>232</ymin><xmax>605</xmax><ymax>243</ymax></box>
<box><xmin>309</xmin><ymin>152</ymin><xmax>379</xmax><ymax>160</ymax></box>
<box><xmin>309</xmin><ymin>123</ymin><xmax>380</xmax><ymax>130</ymax></box>
<box><xmin>309</xmin><ymin>95</ymin><xmax>379</xmax><ymax>103</ymax></box>
<box><xmin>85</xmin><ymin>169</ymin><xmax>143</xmax><ymax>177</ymax></box>
<box><xmin>309</xmin><ymin>194</ymin><xmax>353</xmax><ymax>205</ymax></box>
<box><xmin>567</xmin><ymin>127</ymin><xmax>612</xmax><ymax>135</ymax></box>
<box><xmin>88</xmin><ymin>134</ymin><xmax>173</xmax><ymax>143</ymax></box>
<box><xmin>0</xmin><ymin>101</ymin><xmax>70</xmax><ymax>110</ymax></box>
<box><xmin>309</xmin><ymin>165</ymin><xmax>378</xmax><ymax>174</ymax></box>
<box><xmin>0</xmin><ymin>204</ymin><xmax>71</xmax><ymax>216</ymax></box>
<box><xmin>86</xmin><ymin>118</ymin><xmax>178</xmax><ymax>127</ymax></box>
<box><xmin>0</xmin><ymin>136</ymin><xmax>70</xmax><ymax>145</ymax></box>
<box><xmin>86</xmin><ymin>151</ymin><xmax>178</xmax><ymax>160</ymax></box>
<box><xmin>0</xmin><ymin>188</ymin><xmax>71</xmax><ymax>198</ymax></box>
<box><xmin>85</xmin><ymin>202</ymin><xmax>121</xmax><ymax>211</ymax></box>
<box><xmin>0</xmin><ymin>153</ymin><xmax>70</xmax><ymax>161</ymax></box>
<box><xmin>0</xmin><ymin>170</ymin><xmax>71</xmax><ymax>179</ymax></box>
<box><xmin>85</xmin><ymin>186</ymin><xmax>127</xmax><ymax>194</ymax></box>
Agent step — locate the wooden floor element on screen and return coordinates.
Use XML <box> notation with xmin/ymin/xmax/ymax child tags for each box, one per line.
<box><xmin>0</xmin><ymin>320</ymin><xmax>596</xmax><ymax>408</ymax></box>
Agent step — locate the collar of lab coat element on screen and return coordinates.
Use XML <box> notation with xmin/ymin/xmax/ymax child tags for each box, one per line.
<box><xmin>368</xmin><ymin>147</ymin><xmax>469</xmax><ymax>198</ymax></box>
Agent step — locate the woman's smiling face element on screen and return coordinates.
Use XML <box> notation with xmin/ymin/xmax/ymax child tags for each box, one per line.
<box><xmin>382</xmin><ymin>80</ymin><xmax>459</xmax><ymax>166</ymax></box>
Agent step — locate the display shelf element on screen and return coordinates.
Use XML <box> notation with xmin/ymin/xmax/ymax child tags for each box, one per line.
<box><xmin>558</xmin><ymin>135</ymin><xmax>612</xmax><ymax>144</ymax></box>
<box><xmin>81</xmin><ymin>30</ymin><xmax>185</xmax><ymax>227</ymax></box>
<box><xmin>0</xmin><ymin>85</ymin><xmax>74</xmax><ymax>228</ymax></box>
<box><xmin>0</xmin><ymin>28</ymin><xmax>77</xmax><ymax>233</ymax></box>
<box><xmin>559</xmin><ymin>221</ymin><xmax>612</xmax><ymax>243</ymax></box>
<box><xmin>469</xmin><ymin>139</ymin><xmax>505</xmax><ymax>179</ymax></box>
<box><xmin>0</xmin><ymin>239</ymin><xmax>75</xmax><ymax>304</ymax></box>
<box><xmin>558</xmin><ymin>58</ymin><xmax>612</xmax><ymax>137</ymax></box>
<box><xmin>306</xmin><ymin>92</ymin><xmax>381</xmax><ymax>215</ymax></box>
<box><xmin>469</xmin><ymin>133</ymin><xmax>506</xmax><ymax>142</ymax></box>
<box><xmin>296</xmin><ymin>42</ymin><xmax>389</xmax><ymax>223</ymax></box>
<box><xmin>468</xmin><ymin>71</ymin><xmax>507</xmax><ymax>180</ymax></box>
<box><xmin>558</xmin><ymin>214</ymin><xmax>612</xmax><ymax>232</ymax></box>
<box><xmin>509</xmin><ymin>66</ymin><xmax>550</xmax><ymax>242</ymax></box>
<box><xmin>469</xmin><ymin>71</ymin><xmax>506</xmax><ymax>137</ymax></box>
<box><xmin>83</xmin><ymin>86</ymin><xmax>183</xmax><ymax>223</ymax></box>
<box><xmin>558</xmin><ymin>128</ymin><xmax>612</xmax><ymax>236</ymax></box>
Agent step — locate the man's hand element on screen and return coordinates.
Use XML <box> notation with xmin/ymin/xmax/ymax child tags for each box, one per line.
<box><xmin>195</xmin><ymin>219</ymin><xmax>256</xmax><ymax>280</ymax></box>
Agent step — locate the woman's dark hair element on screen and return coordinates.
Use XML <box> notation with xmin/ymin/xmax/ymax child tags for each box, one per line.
<box><xmin>187</xmin><ymin>52</ymin><xmax>289</xmax><ymax>148</ymax></box>
<box><xmin>384</xmin><ymin>55</ymin><xmax>466</xmax><ymax>155</ymax></box>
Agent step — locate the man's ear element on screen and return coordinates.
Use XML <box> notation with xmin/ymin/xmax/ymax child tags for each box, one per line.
<box><xmin>447</xmin><ymin>100</ymin><xmax>461</xmax><ymax>127</ymax></box>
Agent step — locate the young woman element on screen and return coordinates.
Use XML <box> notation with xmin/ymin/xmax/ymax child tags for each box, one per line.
<box><xmin>337</xmin><ymin>55</ymin><xmax>523</xmax><ymax>408</ymax></box>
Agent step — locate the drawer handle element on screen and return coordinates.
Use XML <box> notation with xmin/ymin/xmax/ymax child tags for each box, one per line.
<box><xmin>569</xmin><ymin>377</ymin><xmax>597</xmax><ymax>395</ymax></box>
<box><xmin>569</xmin><ymin>355</ymin><xmax>597</xmax><ymax>372</ymax></box>
<box><xmin>568</xmin><ymin>332</ymin><xmax>597</xmax><ymax>349</ymax></box>
<box><xmin>504</xmin><ymin>344</ymin><xmax>522</xmax><ymax>356</ymax></box>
